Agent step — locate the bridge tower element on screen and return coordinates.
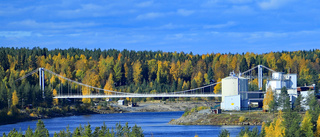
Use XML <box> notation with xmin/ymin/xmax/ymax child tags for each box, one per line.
<box><xmin>39</xmin><ymin>68</ymin><xmax>45</xmax><ymax>98</ymax></box>
<box><xmin>258</xmin><ymin>65</ymin><xmax>263</xmax><ymax>90</ymax></box>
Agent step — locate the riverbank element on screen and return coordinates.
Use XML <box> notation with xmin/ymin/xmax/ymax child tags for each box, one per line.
<box><xmin>169</xmin><ymin>110</ymin><xmax>275</xmax><ymax>126</ymax></box>
<box><xmin>0</xmin><ymin>104</ymin><xmax>122</xmax><ymax>125</ymax></box>
<box><xmin>0</xmin><ymin>101</ymin><xmax>213</xmax><ymax>126</ymax></box>
<box><xmin>113</xmin><ymin>100</ymin><xmax>215</xmax><ymax>112</ymax></box>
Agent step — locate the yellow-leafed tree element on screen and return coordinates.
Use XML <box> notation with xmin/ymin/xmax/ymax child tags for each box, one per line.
<box><xmin>315</xmin><ymin>114</ymin><xmax>320</xmax><ymax>137</ymax></box>
<box><xmin>52</xmin><ymin>89</ymin><xmax>58</xmax><ymax>106</ymax></box>
<box><xmin>12</xmin><ymin>90</ymin><xmax>19</xmax><ymax>106</ymax></box>
<box><xmin>104</xmin><ymin>73</ymin><xmax>114</xmax><ymax>95</ymax></box>
<box><xmin>182</xmin><ymin>81</ymin><xmax>189</xmax><ymax>90</ymax></box>
<box><xmin>170</xmin><ymin>61</ymin><xmax>181</xmax><ymax>82</ymax></box>
<box><xmin>194</xmin><ymin>71</ymin><xmax>203</xmax><ymax>87</ymax></box>
<box><xmin>133</xmin><ymin>60</ymin><xmax>142</xmax><ymax>85</ymax></box>
<box><xmin>301</xmin><ymin>111</ymin><xmax>314</xmax><ymax>137</ymax></box>
<box><xmin>81</xmin><ymin>70</ymin><xmax>101</xmax><ymax>103</ymax></box>
<box><xmin>263</xmin><ymin>86</ymin><xmax>274</xmax><ymax>111</ymax></box>
<box><xmin>82</xmin><ymin>87</ymin><xmax>91</xmax><ymax>104</ymax></box>
<box><xmin>264</xmin><ymin>110</ymin><xmax>285</xmax><ymax>137</ymax></box>
<box><xmin>213</xmin><ymin>78</ymin><xmax>221</xmax><ymax>94</ymax></box>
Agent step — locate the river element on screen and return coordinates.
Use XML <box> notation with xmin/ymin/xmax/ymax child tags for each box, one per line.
<box><xmin>0</xmin><ymin>111</ymin><xmax>261</xmax><ymax>137</ymax></box>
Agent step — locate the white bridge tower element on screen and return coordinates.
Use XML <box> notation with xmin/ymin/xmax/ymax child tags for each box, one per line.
<box><xmin>39</xmin><ymin>68</ymin><xmax>45</xmax><ymax>98</ymax></box>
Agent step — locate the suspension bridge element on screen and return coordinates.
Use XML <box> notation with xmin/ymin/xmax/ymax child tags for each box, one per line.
<box><xmin>15</xmin><ymin>68</ymin><xmax>222</xmax><ymax>99</ymax></box>
<box><xmin>15</xmin><ymin>65</ymin><xmax>274</xmax><ymax>99</ymax></box>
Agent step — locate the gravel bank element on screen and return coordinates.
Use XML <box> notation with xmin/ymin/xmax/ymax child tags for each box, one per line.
<box><xmin>113</xmin><ymin>101</ymin><xmax>216</xmax><ymax>112</ymax></box>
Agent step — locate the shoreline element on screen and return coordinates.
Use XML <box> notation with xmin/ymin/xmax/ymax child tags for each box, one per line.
<box><xmin>169</xmin><ymin>110</ymin><xmax>274</xmax><ymax>126</ymax></box>
<box><xmin>0</xmin><ymin>101</ymin><xmax>211</xmax><ymax>126</ymax></box>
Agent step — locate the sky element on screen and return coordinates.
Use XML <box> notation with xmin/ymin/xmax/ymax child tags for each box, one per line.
<box><xmin>0</xmin><ymin>0</ymin><xmax>319</xmax><ymax>54</ymax></box>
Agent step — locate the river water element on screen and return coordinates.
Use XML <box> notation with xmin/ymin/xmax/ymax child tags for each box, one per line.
<box><xmin>0</xmin><ymin>111</ymin><xmax>261</xmax><ymax>137</ymax></box>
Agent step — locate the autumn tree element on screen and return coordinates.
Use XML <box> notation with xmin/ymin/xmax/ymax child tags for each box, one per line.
<box><xmin>156</xmin><ymin>61</ymin><xmax>169</xmax><ymax>84</ymax></box>
<box><xmin>264</xmin><ymin>52</ymin><xmax>278</xmax><ymax>70</ymax></box>
<box><xmin>214</xmin><ymin>60</ymin><xmax>227</xmax><ymax>80</ymax></box>
<box><xmin>81</xmin><ymin>86</ymin><xmax>91</xmax><ymax>104</ymax></box>
<box><xmin>214</xmin><ymin>78</ymin><xmax>222</xmax><ymax>94</ymax></box>
<box><xmin>98</xmin><ymin>55</ymin><xmax>114</xmax><ymax>84</ymax></box>
<box><xmin>194</xmin><ymin>71</ymin><xmax>203</xmax><ymax>87</ymax></box>
<box><xmin>12</xmin><ymin>90</ymin><xmax>19</xmax><ymax>107</ymax></box>
<box><xmin>299</xmin><ymin>59</ymin><xmax>313</xmax><ymax>85</ymax></box>
<box><xmin>75</xmin><ymin>54</ymin><xmax>88</xmax><ymax>72</ymax></box>
<box><xmin>264</xmin><ymin>110</ymin><xmax>285</xmax><ymax>137</ymax></box>
<box><xmin>316</xmin><ymin>114</ymin><xmax>320</xmax><ymax>137</ymax></box>
<box><xmin>263</xmin><ymin>86</ymin><xmax>273</xmax><ymax>111</ymax></box>
<box><xmin>81</xmin><ymin>69</ymin><xmax>100</xmax><ymax>104</ymax></box>
<box><xmin>181</xmin><ymin>60</ymin><xmax>192</xmax><ymax>81</ymax></box>
<box><xmin>170</xmin><ymin>61</ymin><xmax>181</xmax><ymax>82</ymax></box>
<box><xmin>104</xmin><ymin>73</ymin><xmax>114</xmax><ymax>95</ymax></box>
<box><xmin>301</xmin><ymin>111</ymin><xmax>314</xmax><ymax>137</ymax></box>
<box><xmin>52</xmin><ymin>89</ymin><xmax>58</xmax><ymax>106</ymax></box>
<box><xmin>133</xmin><ymin>60</ymin><xmax>142</xmax><ymax>85</ymax></box>
<box><xmin>124</xmin><ymin>62</ymin><xmax>133</xmax><ymax>84</ymax></box>
<box><xmin>182</xmin><ymin>81</ymin><xmax>189</xmax><ymax>90</ymax></box>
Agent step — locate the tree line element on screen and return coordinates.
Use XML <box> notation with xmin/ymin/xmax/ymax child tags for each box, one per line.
<box><xmin>3</xmin><ymin>120</ymin><xmax>144</xmax><ymax>137</ymax></box>
<box><xmin>0</xmin><ymin>47</ymin><xmax>320</xmax><ymax>108</ymax></box>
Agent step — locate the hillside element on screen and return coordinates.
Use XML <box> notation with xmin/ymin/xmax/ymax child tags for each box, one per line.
<box><xmin>0</xmin><ymin>47</ymin><xmax>320</xmax><ymax>122</ymax></box>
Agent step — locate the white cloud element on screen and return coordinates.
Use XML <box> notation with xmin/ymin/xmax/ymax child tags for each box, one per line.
<box><xmin>223</xmin><ymin>5</ymin><xmax>255</xmax><ymax>15</ymax></box>
<box><xmin>208</xmin><ymin>30</ymin><xmax>320</xmax><ymax>43</ymax></box>
<box><xmin>258</xmin><ymin>0</ymin><xmax>290</xmax><ymax>10</ymax></box>
<box><xmin>201</xmin><ymin>0</ymin><xmax>219</xmax><ymax>7</ymax></box>
<box><xmin>9</xmin><ymin>20</ymin><xmax>98</xmax><ymax>29</ymax></box>
<box><xmin>136</xmin><ymin>12</ymin><xmax>163</xmax><ymax>20</ymax></box>
<box><xmin>0</xmin><ymin>31</ymin><xmax>32</xmax><ymax>37</ymax></box>
<box><xmin>245</xmin><ymin>32</ymin><xmax>288</xmax><ymax>41</ymax></box>
<box><xmin>202</xmin><ymin>0</ymin><xmax>252</xmax><ymax>7</ymax></box>
<box><xmin>159</xmin><ymin>23</ymin><xmax>176</xmax><ymax>29</ymax></box>
<box><xmin>204</xmin><ymin>21</ymin><xmax>236</xmax><ymax>29</ymax></box>
<box><xmin>209</xmin><ymin>31</ymin><xmax>289</xmax><ymax>38</ymax></box>
<box><xmin>136</xmin><ymin>1</ymin><xmax>153</xmax><ymax>7</ymax></box>
<box><xmin>177</xmin><ymin>9</ymin><xmax>194</xmax><ymax>16</ymax></box>
<box><xmin>227</xmin><ymin>0</ymin><xmax>252</xmax><ymax>4</ymax></box>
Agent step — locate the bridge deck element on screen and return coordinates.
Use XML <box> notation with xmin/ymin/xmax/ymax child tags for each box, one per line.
<box><xmin>54</xmin><ymin>94</ymin><xmax>222</xmax><ymax>99</ymax></box>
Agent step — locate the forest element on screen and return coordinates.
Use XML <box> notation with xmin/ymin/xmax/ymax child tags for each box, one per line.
<box><xmin>0</xmin><ymin>47</ymin><xmax>320</xmax><ymax>112</ymax></box>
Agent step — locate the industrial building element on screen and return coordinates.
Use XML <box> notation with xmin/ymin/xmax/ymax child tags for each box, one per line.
<box><xmin>220</xmin><ymin>69</ymin><xmax>315</xmax><ymax>111</ymax></box>
<box><xmin>220</xmin><ymin>72</ymin><xmax>249</xmax><ymax>111</ymax></box>
<box><xmin>266</xmin><ymin>72</ymin><xmax>297</xmax><ymax>95</ymax></box>
<box><xmin>266</xmin><ymin>72</ymin><xmax>314</xmax><ymax>110</ymax></box>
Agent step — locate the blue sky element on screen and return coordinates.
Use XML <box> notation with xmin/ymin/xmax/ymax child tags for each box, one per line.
<box><xmin>0</xmin><ymin>0</ymin><xmax>319</xmax><ymax>54</ymax></box>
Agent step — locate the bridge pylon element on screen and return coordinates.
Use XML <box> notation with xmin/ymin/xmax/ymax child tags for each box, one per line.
<box><xmin>39</xmin><ymin>68</ymin><xmax>45</xmax><ymax>98</ymax></box>
<box><xmin>258</xmin><ymin>65</ymin><xmax>262</xmax><ymax>90</ymax></box>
